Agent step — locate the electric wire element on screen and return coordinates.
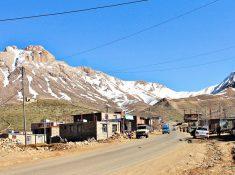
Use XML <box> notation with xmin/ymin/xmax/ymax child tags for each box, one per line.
<box><xmin>111</xmin><ymin>56</ymin><xmax>235</xmax><ymax>74</ymax></box>
<box><xmin>0</xmin><ymin>0</ymin><xmax>148</xmax><ymax>22</ymax></box>
<box><xmin>64</xmin><ymin>0</ymin><xmax>221</xmax><ymax>57</ymax></box>
<box><xmin>107</xmin><ymin>45</ymin><xmax>235</xmax><ymax>73</ymax></box>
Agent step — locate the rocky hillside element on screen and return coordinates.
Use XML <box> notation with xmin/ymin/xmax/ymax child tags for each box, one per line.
<box><xmin>212</xmin><ymin>72</ymin><xmax>235</xmax><ymax>94</ymax></box>
<box><xmin>0</xmin><ymin>45</ymin><xmax>216</xmax><ymax>110</ymax></box>
<box><xmin>0</xmin><ymin>45</ymin><xmax>233</xmax><ymax>112</ymax></box>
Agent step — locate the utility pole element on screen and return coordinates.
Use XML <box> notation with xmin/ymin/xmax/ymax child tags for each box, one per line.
<box><xmin>106</xmin><ymin>105</ymin><xmax>109</xmax><ymax>139</ymax></box>
<box><xmin>223</xmin><ymin>108</ymin><xmax>227</xmax><ymax>119</ymax></box>
<box><xmin>21</xmin><ymin>67</ymin><xmax>27</xmax><ymax>146</ymax></box>
<box><xmin>43</xmin><ymin>109</ymin><xmax>47</xmax><ymax>143</ymax></box>
<box><xmin>148</xmin><ymin>107</ymin><xmax>152</xmax><ymax>128</ymax></box>
<box><xmin>209</xmin><ymin>108</ymin><xmax>212</xmax><ymax>119</ymax></box>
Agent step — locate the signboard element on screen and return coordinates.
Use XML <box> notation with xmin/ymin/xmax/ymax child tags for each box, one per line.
<box><xmin>125</xmin><ymin>114</ymin><xmax>134</xmax><ymax>120</ymax></box>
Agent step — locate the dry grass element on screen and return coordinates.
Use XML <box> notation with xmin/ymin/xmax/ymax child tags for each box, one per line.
<box><xmin>0</xmin><ymin>99</ymin><xmax>96</xmax><ymax>131</ymax></box>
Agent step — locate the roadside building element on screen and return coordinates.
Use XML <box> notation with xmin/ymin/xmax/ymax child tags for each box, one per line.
<box><xmin>133</xmin><ymin>114</ymin><xmax>162</xmax><ymax>131</ymax></box>
<box><xmin>184</xmin><ymin>113</ymin><xmax>202</xmax><ymax>123</ymax></box>
<box><xmin>147</xmin><ymin>116</ymin><xmax>163</xmax><ymax>130</ymax></box>
<box><xmin>60</xmin><ymin>112</ymin><xmax>121</xmax><ymax>141</ymax></box>
<box><xmin>184</xmin><ymin>113</ymin><xmax>202</xmax><ymax>132</ymax></box>
<box><xmin>199</xmin><ymin>117</ymin><xmax>235</xmax><ymax>134</ymax></box>
<box><xmin>7</xmin><ymin>132</ymin><xmax>45</xmax><ymax>145</ymax></box>
<box><xmin>31</xmin><ymin>119</ymin><xmax>62</xmax><ymax>143</ymax></box>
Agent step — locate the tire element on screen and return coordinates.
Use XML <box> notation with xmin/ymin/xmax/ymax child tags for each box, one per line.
<box><xmin>146</xmin><ymin>134</ymin><xmax>149</xmax><ymax>138</ymax></box>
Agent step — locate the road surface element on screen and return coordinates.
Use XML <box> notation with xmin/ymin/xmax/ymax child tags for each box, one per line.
<box><xmin>0</xmin><ymin>132</ymin><xmax>186</xmax><ymax>175</ymax></box>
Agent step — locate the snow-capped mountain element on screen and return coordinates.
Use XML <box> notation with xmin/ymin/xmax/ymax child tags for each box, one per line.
<box><xmin>212</xmin><ymin>72</ymin><xmax>235</xmax><ymax>94</ymax></box>
<box><xmin>0</xmin><ymin>45</ymin><xmax>220</xmax><ymax>109</ymax></box>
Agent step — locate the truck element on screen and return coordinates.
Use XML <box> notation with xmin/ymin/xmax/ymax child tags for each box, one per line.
<box><xmin>136</xmin><ymin>125</ymin><xmax>150</xmax><ymax>139</ymax></box>
<box><xmin>162</xmin><ymin>123</ymin><xmax>170</xmax><ymax>134</ymax></box>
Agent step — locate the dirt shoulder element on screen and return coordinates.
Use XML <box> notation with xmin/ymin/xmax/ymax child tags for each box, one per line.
<box><xmin>0</xmin><ymin>134</ymin><xmax>134</xmax><ymax>170</ymax></box>
<box><xmin>112</xmin><ymin>137</ymin><xmax>235</xmax><ymax>175</ymax></box>
<box><xmin>183</xmin><ymin>140</ymin><xmax>235</xmax><ymax>175</ymax></box>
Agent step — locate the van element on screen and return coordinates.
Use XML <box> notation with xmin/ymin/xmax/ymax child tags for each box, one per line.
<box><xmin>162</xmin><ymin>124</ymin><xmax>170</xmax><ymax>134</ymax></box>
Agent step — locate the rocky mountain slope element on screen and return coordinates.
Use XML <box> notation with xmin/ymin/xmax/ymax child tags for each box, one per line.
<box><xmin>212</xmin><ymin>72</ymin><xmax>235</xmax><ymax>94</ymax></box>
<box><xmin>0</xmin><ymin>45</ymin><xmax>232</xmax><ymax>111</ymax></box>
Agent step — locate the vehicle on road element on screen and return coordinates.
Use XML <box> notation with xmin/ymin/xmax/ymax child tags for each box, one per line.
<box><xmin>195</xmin><ymin>126</ymin><xmax>209</xmax><ymax>139</ymax></box>
<box><xmin>162</xmin><ymin>124</ymin><xmax>170</xmax><ymax>134</ymax></box>
<box><xmin>136</xmin><ymin>125</ymin><xmax>150</xmax><ymax>139</ymax></box>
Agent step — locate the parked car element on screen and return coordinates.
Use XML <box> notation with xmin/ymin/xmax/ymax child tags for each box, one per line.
<box><xmin>195</xmin><ymin>126</ymin><xmax>209</xmax><ymax>139</ymax></box>
<box><xmin>136</xmin><ymin>125</ymin><xmax>150</xmax><ymax>139</ymax></box>
<box><xmin>162</xmin><ymin>124</ymin><xmax>170</xmax><ymax>134</ymax></box>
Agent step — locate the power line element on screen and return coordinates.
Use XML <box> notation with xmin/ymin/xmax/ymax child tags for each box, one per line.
<box><xmin>0</xmin><ymin>0</ymin><xmax>148</xmax><ymax>22</ymax></box>
<box><xmin>64</xmin><ymin>0</ymin><xmax>221</xmax><ymax>57</ymax></box>
<box><xmin>108</xmin><ymin>45</ymin><xmax>235</xmax><ymax>73</ymax></box>
<box><xmin>0</xmin><ymin>91</ymin><xmax>20</xmax><ymax>106</ymax></box>
<box><xmin>114</xmin><ymin>56</ymin><xmax>235</xmax><ymax>74</ymax></box>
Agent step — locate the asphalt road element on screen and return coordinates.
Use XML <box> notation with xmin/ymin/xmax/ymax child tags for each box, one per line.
<box><xmin>0</xmin><ymin>132</ymin><xmax>185</xmax><ymax>175</ymax></box>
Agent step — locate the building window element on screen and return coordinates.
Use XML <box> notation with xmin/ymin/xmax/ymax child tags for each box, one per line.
<box><xmin>112</xmin><ymin>124</ymin><xmax>117</xmax><ymax>133</ymax></box>
<box><xmin>102</xmin><ymin>124</ymin><xmax>107</xmax><ymax>133</ymax></box>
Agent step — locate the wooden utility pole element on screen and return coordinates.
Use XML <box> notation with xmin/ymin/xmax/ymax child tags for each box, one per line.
<box><xmin>223</xmin><ymin>108</ymin><xmax>227</xmax><ymax>118</ymax></box>
<box><xmin>22</xmin><ymin>67</ymin><xmax>27</xmax><ymax>146</ymax></box>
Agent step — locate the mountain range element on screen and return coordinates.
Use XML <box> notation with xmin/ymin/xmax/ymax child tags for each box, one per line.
<box><xmin>0</xmin><ymin>45</ymin><xmax>234</xmax><ymax>112</ymax></box>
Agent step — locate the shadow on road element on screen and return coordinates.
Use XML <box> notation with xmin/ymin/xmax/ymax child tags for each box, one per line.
<box><xmin>179</xmin><ymin>133</ymin><xmax>235</xmax><ymax>143</ymax></box>
<box><xmin>208</xmin><ymin>134</ymin><xmax>235</xmax><ymax>142</ymax></box>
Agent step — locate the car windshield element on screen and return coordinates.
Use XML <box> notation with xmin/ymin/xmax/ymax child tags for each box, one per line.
<box><xmin>197</xmin><ymin>127</ymin><xmax>208</xmax><ymax>130</ymax></box>
<box><xmin>138</xmin><ymin>126</ymin><xmax>146</xmax><ymax>129</ymax></box>
<box><xmin>163</xmin><ymin>125</ymin><xmax>169</xmax><ymax>129</ymax></box>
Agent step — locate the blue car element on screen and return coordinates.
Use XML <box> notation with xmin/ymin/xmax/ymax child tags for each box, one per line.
<box><xmin>162</xmin><ymin>124</ymin><xmax>170</xmax><ymax>134</ymax></box>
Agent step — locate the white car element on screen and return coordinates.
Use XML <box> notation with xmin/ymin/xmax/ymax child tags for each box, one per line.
<box><xmin>195</xmin><ymin>127</ymin><xmax>209</xmax><ymax>139</ymax></box>
<box><xmin>136</xmin><ymin>125</ymin><xmax>150</xmax><ymax>139</ymax></box>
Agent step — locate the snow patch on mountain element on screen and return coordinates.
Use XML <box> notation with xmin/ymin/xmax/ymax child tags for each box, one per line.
<box><xmin>0</xmin><ymin>69</ymin><xmax>9</xmax><ymax>87</ymax></box>
<box><xmin>17</xmin><ymin>91</ymin><xmax>23</xmax><ymax>100</ymax></box>
<box><xmin>44</xmin><ymin>77</ymin><xmax>59</xmax><ymax>99</ymax></box>
<box><xmin>59</xmin><ymin>92</ymin><xmax>71</xmax><ymax>101</ymax></box>
<box><xmin>27</xmin><ymin>75</ymin><xmax>38</xmax><ymax>98</ymax></box>
<box><xmin>212</xmin><ymin>72</ymin><xmax>235</xmax><ymax>94</ymax></box>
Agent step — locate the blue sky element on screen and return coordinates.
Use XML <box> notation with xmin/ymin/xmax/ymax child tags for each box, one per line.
<box><xmin>0</xmin><ymin>0</ymin><xmax>234</xmax><ymax>91</ymax></box>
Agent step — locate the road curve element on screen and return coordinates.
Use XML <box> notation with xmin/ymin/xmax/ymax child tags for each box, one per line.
<box><xmin>0</xmin><ymin>132</ymin><xmax>185</xmax><ymax>175</ymax></box>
